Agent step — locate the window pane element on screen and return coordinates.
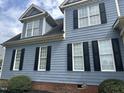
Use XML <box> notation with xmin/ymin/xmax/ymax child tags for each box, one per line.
<box><xmin>89</xmin><ymin>4</ymin><xmax>99</xmax><ymax>16</ymax></box>
<box><xmin>79</xmin><ymin>18</ymin><xmax>88</xmax><ymax>27</ymax></box>
<box><xmin>73</xmin><ymin>43</ymin><xmax>83</xmax><ymax>56</ymax></box>
<box><xmin>27</xmin><ymin>22</ymin><xmax>32</xmax><ymax>29</ymax></box>
<box><xmin>27</xmin><ymin>29</ymin><xmax>32</xmax><ymax>37</ymax></box>
<box><xmin>39</xmin><ymin>58</ymin><xmax>46</xmax><ymax>70</ymax></box>
<box><xmin>33</xmin><ymin>28</ymin><xmax>39</xmax><ymax>36</ymax></box>
<box><xmin>90</xmin><ymin>15</ymin><xmax>100</xmax><ymax>25</ymax></box>
<box><xmin>99</xmin><ymin>40</ymin><xmax>113</xmax><ymax>54</ymax></box>
<box><xmin>78</xmin><ymin>7</ymin><xmax>88</xmax><ymax>18</ymax></box>
<box><xmin>100</xmin><ymin>55</ymin><xmax>115</xmax><ymax>71</ymax></box>
<box><xmin>73</xmin><ymin>43</ymin><xmax>84</xmax><ymax>71</ymax></box>
<box><xmin>41</xmin><ymin>47</ymin><xmax>47</xmax><ymax>58</ymax></box>
<box><xmin>34</xmin><ymin>20</ymin><xmax>39</xmax><ymax>28</ymax></box>
<box><xmin>74</xmin><ymin>56</ymin><xmax>84</xmax><ymax>70</ymax></box>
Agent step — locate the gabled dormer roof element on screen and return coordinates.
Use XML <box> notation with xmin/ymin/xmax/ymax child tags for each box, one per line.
<box><xmin>19</xmin><ymin>4</ymin><xmax>46</xmax><ymax>21</ymax></box>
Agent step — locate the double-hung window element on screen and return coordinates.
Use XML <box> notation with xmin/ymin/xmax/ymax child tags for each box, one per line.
<box><xmin>38</xmin><ymin>47</ymin><xmax>47</xmax><ymax>71</ymax></box>
<box><xmin>26</xmin><ymin>20</ymin><xmax>40</xmax><ymax>37</ymax></box>
<box><xmin>72</xmin><ymin>43</ymin><xmax>84</xmax><ymax>71</ymax></box>
<box><xmin>98</xmin><ymin>40</ymin><xmax>116</xmax><ymax>72</ymax></box>
<box><xmin>78</xmin><ymin>4</ymin><xmax>101</xmax><ymax>28</ymax></box>
<box><xmin>13</xmin><ymin>49</ymin><xmax>21</xmax><ymax>71</ymax></box>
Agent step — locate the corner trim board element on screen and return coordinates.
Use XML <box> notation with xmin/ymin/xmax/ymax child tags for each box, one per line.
<box><xmin>115</xmin><ymin>0</ymin><xmax>120</xmax><ymax>16</ymax></box>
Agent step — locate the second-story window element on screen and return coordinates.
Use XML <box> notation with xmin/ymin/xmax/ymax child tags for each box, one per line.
<box><xmin>78</xmin><ymin>4</ymin><xmax>101</xmax><ymax>28</ymax></box>
<box><xmin>26</xmin><ymin>20</ymin><xmax>40</xmax><ymax>37</ymax></box>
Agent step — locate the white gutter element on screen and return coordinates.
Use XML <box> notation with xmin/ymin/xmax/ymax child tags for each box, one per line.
<box><xmin>115</xmin><ymin>0</ymin><xmax>121</xmax><ymax>17</ymax></box>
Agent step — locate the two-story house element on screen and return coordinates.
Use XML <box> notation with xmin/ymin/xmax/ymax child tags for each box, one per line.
<box><xmin>1</xmin><ymin>0</ymin><xmax>124</xmax><ymax>93</ymax></box>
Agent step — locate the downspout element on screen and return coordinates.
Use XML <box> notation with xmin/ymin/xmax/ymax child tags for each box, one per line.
<box><xmin>115</xmin><ymin>0</ymin><xmax>121</xmax><ymax>17</ymax></box>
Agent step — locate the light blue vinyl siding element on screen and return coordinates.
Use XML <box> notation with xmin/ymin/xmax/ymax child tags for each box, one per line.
<box><xmin>118</xmin><ymin>0</ymin><xmax>124</xmax><ymax>16</ymax></box>
<box><xmin>1</xmin><ymin>0</ymin><xmax>124</xmax><ymax>85</ymax></box>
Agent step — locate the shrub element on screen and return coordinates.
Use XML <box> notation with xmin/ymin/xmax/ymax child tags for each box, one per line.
<box><xmin>0</xmin><ymin>79</ymin><xmax>8</xmax><ymax>90</ymax></box>
<box><xmin>99</xmin><ymin>79</ymin><xmax>124</xmax><ymax>93</ymax></box>
<box><xmin>8</xmin><ymin>75</ymin><xmax>32</xmax><ymax>93</ymax></box>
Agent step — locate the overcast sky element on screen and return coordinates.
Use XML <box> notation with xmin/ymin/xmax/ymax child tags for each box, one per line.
<box><xmin>0</xmin><ymin>0</ymin><xmax>64</xmax><ymax>44</ymax></box>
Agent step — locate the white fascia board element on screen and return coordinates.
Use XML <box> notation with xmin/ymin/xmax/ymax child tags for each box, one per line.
<box><xmin>60</xmin><ymin>0</ymin><xmax>68</xmax><ymax>7</ymax></box>
<box><xmin>60</xmin><ymin>0</ymin><xmax>88</xmax><ymax>9</ymax></box>
<box><xmin>20</xmin><ymin>13</ymin><xmax>45</xmax><ymax>21</ymax></box>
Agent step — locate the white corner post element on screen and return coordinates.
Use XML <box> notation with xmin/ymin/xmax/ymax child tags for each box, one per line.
<box><xmin>115</xmin><ymin>0</ymin><xmax>121</xmax><ymax>17</ymax></box>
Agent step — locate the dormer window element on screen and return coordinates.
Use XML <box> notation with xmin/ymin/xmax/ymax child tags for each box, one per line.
<box><xmin>25</xmin><ymin>20</ymin><xmax>40</xmax><ymax>37</ymax></box>
<box><xmin>78</xmin><ymin>4</ymin><xmax>101</xmax><ymax>28</ymax></box>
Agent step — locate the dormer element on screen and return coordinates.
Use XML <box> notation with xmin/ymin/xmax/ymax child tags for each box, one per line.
<box><xmin>20</xmin><ymin>4</ymin><xmax>57</xmax><ymax>39</ymax></box>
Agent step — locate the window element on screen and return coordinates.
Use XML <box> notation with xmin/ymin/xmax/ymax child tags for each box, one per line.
<box><xmin>26</xmin><ymin>20</ymin><xmax>40</xmax><ymax>37</ymax></box>
<box><xmin>98</xmin><ymin>40</ymin><xmax>116</xmax><ymax>71</ymax></box>
<box><xmin>78</xmin><ymin>4</ymin><xmax>100</xmax><ymax>28</ymax></box>
<box><xmin>72</xmin><ymin>43</ymin><xmax>84</xmax><ymax>71</ymax></box>
<box><xmin>38</xmin><ymin>47</ymin><xmax>47</xmax><ymax>71</ymax></box>
<box><xmin>13</xmin><ymin>49</ymin><xmax>21</xmax><ymax>70</ymax></box>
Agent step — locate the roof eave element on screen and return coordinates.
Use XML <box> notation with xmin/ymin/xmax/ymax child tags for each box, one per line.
<box><xmin>60</xmin><ymin>0</ymin><xmax>88</xmax><ymax>10</ymax></box>
<box><xmin>19</xmin><ymin>12</ymin><xmax>46</xmax><ymax>22</ymax></box>
<box><xmin>2</xmin><ymin>34</ymin><xmax>64</xmax><ymax>47</ymax></box>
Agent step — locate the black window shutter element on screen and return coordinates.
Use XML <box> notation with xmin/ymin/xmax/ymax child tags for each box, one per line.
<box><xmin>92</xmin><ymin>41</ymin><xmax>101</xmax><ymax>71</ymax></box>
<box><xmin>83</xmin><ymin>42</ymin><xmax>91</xmax><ymax>71</ymax></box>
<box><xmin>99</xmin><ymin>3</ymin><xmax>107</xmax><ymax>24</ymax></box>
<box><xmin>19</xmin><ymin>48</ymin><xmax>25</xmax><ymax>70</ymax></box>
<box><xmin>112</xmin><ymin>38</ymin><xmax>123</xmax><ymax>71</ymax></box>
<box><xmin>10</xmin><ymin>49</ymin><xmax>16</xmax><ymax>71</ymax></box>
<box><xmin>67</xmin><ymin>44</ymin><xmax>73</xmax><ymax>71</ymax></box>
<box><xmin>46</xmin><ymin>46</ymin><xmax>52</xmax><ymax>71</ymax></box>
<box><xmin>73</xmin><ymin>10</ymin><xmax>78</xmax><ymax>29</ymax></box>
<box><xmin>34</xmin><ymin>47</ymin><xmax>40</xmax><ymax>71</ymax></box>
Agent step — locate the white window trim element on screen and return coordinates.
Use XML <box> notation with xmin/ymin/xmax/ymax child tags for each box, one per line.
<box><xmin>72</xmin><ymin>43</ymin><xmax>84</xmax><ymax>71</ymax></box>
<box><xmin>13</xmin><ymin>50</ymin><xmax>20</xmax><ymax>71</ymax></box>
<box><xmin>42</xmin><ymin>17</ymin><xmax>46</xmax><ymax>35</ymax></box>
<box><xmin>78</xmin><ymin>4</ymin><xmax>101</xmax><ymax>28</ymax></box>
<box><xmin>63</xmin><ymin>10</ymin><xmax>66</xmax><ymax>39</ymax></box>
<box><xmin>38</xmin><ymin>47</ymin><xmax>47</xmax><ymax>71</ymax></box>
<box><xmin>25</xmin><ymin>20</ymin><xmax>40</xmax><ymax>37</ymax></box>
<box><xmin>98</xmin><ymin>40</ymin><xmax>116</xmax><ymax>72</ymax></box>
